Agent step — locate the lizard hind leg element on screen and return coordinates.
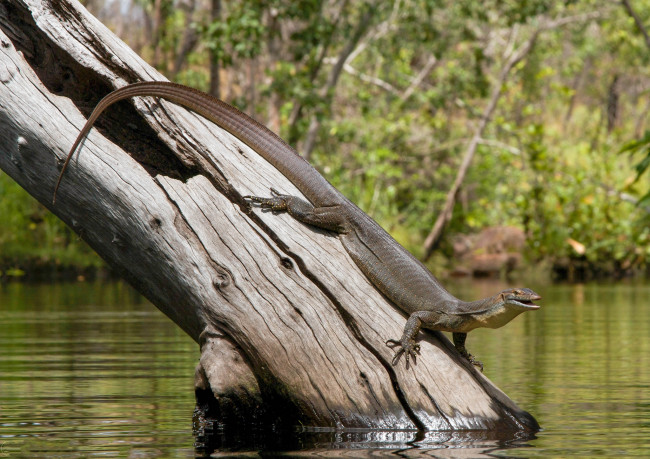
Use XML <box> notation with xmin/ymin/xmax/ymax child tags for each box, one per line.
<box><xmin>244</xmin><ymin>188</ymin><xmax>290</xmax><ymax>212</ymax></box>
<box><xmin>452</xmin><ymin>332</ymin><xmax>483</xmax><ymax>372</ymax></box>
<box><xmin>245</xmin><ymin>188</ymin><xmax>348</xmax><ymax>233</ymax></box>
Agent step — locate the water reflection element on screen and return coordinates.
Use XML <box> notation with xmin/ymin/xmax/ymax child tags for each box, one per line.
<box><xmin>1</xmin><ymin>280</ymin><xmax>650</xmax><ymax>457</ymax></box>
<box><xmin>195</xmin><ymin>425</ymin><xmax>536</xmax><ymax>457</ymax></box>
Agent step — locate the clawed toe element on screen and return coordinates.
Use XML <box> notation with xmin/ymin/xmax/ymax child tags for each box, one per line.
<box><xmin>244</xmin><ymin>188</ymin><xmax>289</xmax><ymax>211</ymax></box>
<box><xmin>385</xmin><ymin>339</ymin><xmax>400</xmax><ymax>349</ymax></box>
<box><xmin>385</xmin><ymin>339</ymin><xmax>420</xmax><ymax>369</ymax></box>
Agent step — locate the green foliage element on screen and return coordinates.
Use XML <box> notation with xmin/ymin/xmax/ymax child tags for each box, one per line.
<box><xmin>0</xmin><ymin>172</ymin><xmax>102</xmax><ymax>274</ymax></box>
<box><xmin>7</xmin><ymin>0</ymin><xmax>650</xmax><ymax>277</ymax></box>
<box><xmin>299</xmin><ymin>0</ymin><xmax>650</xmax><ymax>273</ymax></box>
<box><xmin>620</xmin><ymin>130</ymin><xmax>650</xmax><ymax>207</ymax></box>
<box><xmin>198</xmin><ymin>0</ymin><xmax>265</xmax><ymax>66</ymax></box>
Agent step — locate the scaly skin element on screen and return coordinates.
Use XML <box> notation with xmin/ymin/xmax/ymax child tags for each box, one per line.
<box><xmin>54</xmin><ymin>82</ymin><xmax>541</xmax><ymax>370</ymax></box>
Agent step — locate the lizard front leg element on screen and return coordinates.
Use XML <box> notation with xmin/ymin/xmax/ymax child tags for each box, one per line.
<box><xmin>388</xmin><ymin>312</ymin><xmax>484</xmax><ymax>371</ymax></box>
<box><xmin>245</xmin><ymin>188</ymin><xmax>348</xmax><ymax>233</ymax></box>
<box><xmin>386</xmin><ymin>311</ymin><xmax>440</xmax><ymax>369</ymax></box>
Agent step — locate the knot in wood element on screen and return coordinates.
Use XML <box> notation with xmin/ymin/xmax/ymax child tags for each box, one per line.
<box><xmin>213</xmin><ymin>269</ymin><xmax>231</xmax><ymax>289</ymax></box>
<box><xmin>111</xmin><ymin>233</ymin><xmax>127</xmax><ymax>248</ymax></box>
<box><xmin>280</xmin><ymin>257</ymin><xmax>293</xmax><ymax>270</ymax></box>
<box><xmin>12</xmin><ymin>136</ymin><xmax>27</xmax><ymax>167</ymax></box>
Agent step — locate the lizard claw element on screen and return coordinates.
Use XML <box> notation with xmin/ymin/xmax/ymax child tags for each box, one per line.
<box><xmin>386</xmin><ymin>338</ymin><xmax>420</xmax><ymax>369</ymax></box>
<box><xmin>466</xmin><ymin>354</ymin><xmax>483</xmax><ymax>372</ymax></box>
<box><xmin>244</xmin><ymin>188</ymin><xmax>289</xmax><ymax>211</ymax></box>
<box><xmin>456</xmin><ymin>347</ymin><xmax>484</xmax><ymax>372</ymax></box>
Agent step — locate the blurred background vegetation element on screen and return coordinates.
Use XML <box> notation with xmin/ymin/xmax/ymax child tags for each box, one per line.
<box><xmin>2</xmin><ymin>0</ymin><xmax>650</xmax><ymax>280</ymax></box>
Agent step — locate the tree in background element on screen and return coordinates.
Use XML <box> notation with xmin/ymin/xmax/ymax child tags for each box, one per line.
<box><xmin>621</xmin><ymin>0</ymin><xmax>650</xmax><ymax>210</ymax></box>
<box><xmin>3</xmin><ymin>0</ymin><xmax>650</xmax><ymax>278</ymax></box>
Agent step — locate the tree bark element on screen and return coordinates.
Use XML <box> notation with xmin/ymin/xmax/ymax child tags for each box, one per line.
<box><xmin>0</xmin><ymin>0</ymin><xmax>538</xmax><ymax>434</ymax></box>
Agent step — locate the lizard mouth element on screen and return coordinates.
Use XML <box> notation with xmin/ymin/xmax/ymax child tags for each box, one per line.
<box><xmin>514</xmin><ymin>296</ymin><xmax>541</xmax><ymax>309</ymax></box>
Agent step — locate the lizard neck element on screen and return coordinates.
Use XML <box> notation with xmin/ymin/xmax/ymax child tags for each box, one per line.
<box><xmin>460</xmin><ymin>295</ymin><xmax>501</xmax><ymax>313</ymax></box>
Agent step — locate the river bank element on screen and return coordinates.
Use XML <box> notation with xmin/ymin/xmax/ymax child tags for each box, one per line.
<box><xmin>2</xmin><ymin>252</ymin><xmax>647</xmax><ymax>284</ymax></box>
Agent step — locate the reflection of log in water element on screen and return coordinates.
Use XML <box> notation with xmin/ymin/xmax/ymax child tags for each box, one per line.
<box><xmin>193</xmin><ymin>423</ymin><xmax>537</xmax><ymax>454</ymax></box>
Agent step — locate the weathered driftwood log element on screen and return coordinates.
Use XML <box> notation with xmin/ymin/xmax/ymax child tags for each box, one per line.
<box><xmin>0</xmin><ymin>0</ymin><xmax>538</xmax><ymax>433</ymax></box>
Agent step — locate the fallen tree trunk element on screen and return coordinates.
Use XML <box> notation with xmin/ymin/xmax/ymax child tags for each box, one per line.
<box><xmin>0</xmin><ymin>0</ymin><xmax>538</xmax><ymax>434</ymax></box>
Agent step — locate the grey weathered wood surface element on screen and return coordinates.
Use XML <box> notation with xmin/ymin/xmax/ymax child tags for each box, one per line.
<box><xmin>0</xmin><ymin>0</ymin><xmax>538</xmax><ymax>432</ymax></box>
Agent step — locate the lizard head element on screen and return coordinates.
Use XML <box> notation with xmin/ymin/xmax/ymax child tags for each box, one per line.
<box><xmin>464</xmin><ymin>287</ymin><xmax>541</xmax><ymax>330</ymax></box>
<box><xmin>500</xmin><ymin>288</ymin><xmax>541</xmax><ymax>310</ymax></box>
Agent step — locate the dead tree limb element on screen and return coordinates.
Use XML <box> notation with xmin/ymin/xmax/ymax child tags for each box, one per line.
<box><xmin>422</xmin><ymin>29</ymin><xmax>538</xmax><ymax>260</ymax></box>
<box><xmin>0</xmin><ymin>0</ymin><xmax>538</xmax><ymax>433</ymax></box>
<box><xmin>422</xmin><ymin>11</ymin><xmax>604</xmax><ymax>261</ymax></box>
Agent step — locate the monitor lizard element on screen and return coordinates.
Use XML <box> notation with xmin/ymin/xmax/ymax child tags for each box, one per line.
<box><xmin>53</xmin><ymin>81</ymin><xmax>541</xmax><ymax>370</ymax></box>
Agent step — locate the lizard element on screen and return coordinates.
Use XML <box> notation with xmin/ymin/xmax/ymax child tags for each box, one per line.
<box><xmin>53</xmin><ymin>81</ymin><xmax>541</xmax><ymax>370</ymax></box>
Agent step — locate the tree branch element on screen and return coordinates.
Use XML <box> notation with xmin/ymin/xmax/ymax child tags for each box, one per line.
<box><xmin>400</xmin><ymin>54</ymin><xmax>439</xmax><ymax>102</ymax></box>
<box><xmin>622</xmin><ymin>0</ymin><xmax>650</xmax><ymax>49</ymax></box>
<box><xmin>422</xmin><ymin>11</ymin><xmax>603</xmax><ymax>260</ymax></box>
<box><xmin>301</xmin><ymin>4</ymin><xmax>376</xmax><ymax>159</ymax></box>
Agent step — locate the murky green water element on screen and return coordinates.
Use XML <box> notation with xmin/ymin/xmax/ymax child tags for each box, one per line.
<box><xmin>1</xmin><ymin>280</ymin><xmax>649</xmax><ymax>457</ymax></box>
<box><xmin>455</xmin><ymin>280</ymin><xmax>650</xmax><ymax>458</ymax></box>
<box><xmin>0</xmin><ymin>282</ymin><xmax>197</xmax><ymax>457</ymax></box>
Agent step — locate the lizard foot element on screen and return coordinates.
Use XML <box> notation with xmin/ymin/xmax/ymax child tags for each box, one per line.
<box><xmin>244</xmin><ymin>188</ymin><xmax>289</xmax><ymax>211</ymax></box>
<box><xmin>464</xmin><ymin>353</ymin><xmax>483</xmax><ymax>372</ymax></box>
<box><xmin>386</xmin><ymin>338</ymin><xmax>420</xmax><ymax>369</ymax></box>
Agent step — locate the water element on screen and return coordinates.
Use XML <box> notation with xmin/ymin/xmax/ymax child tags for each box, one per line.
<box><xmin>1</xmin><ymin>280</ymin><xmax>649</xmax><ymax>457</ymax></box>
<box><xmin>466</xmin><ymin>280</ymin><xmax>650</xmax><ymax>458</ymax></box>
<box><xmin>0</xmin><ymin>282</ymin><xmax>197</xmax><ymax>457</ymax></box>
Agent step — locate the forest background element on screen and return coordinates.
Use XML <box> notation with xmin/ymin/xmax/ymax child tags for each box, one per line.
<box><xmin>1</xmin><ymin>0</ymin><xmax>650</xmax><ymax>281</ymax></box>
